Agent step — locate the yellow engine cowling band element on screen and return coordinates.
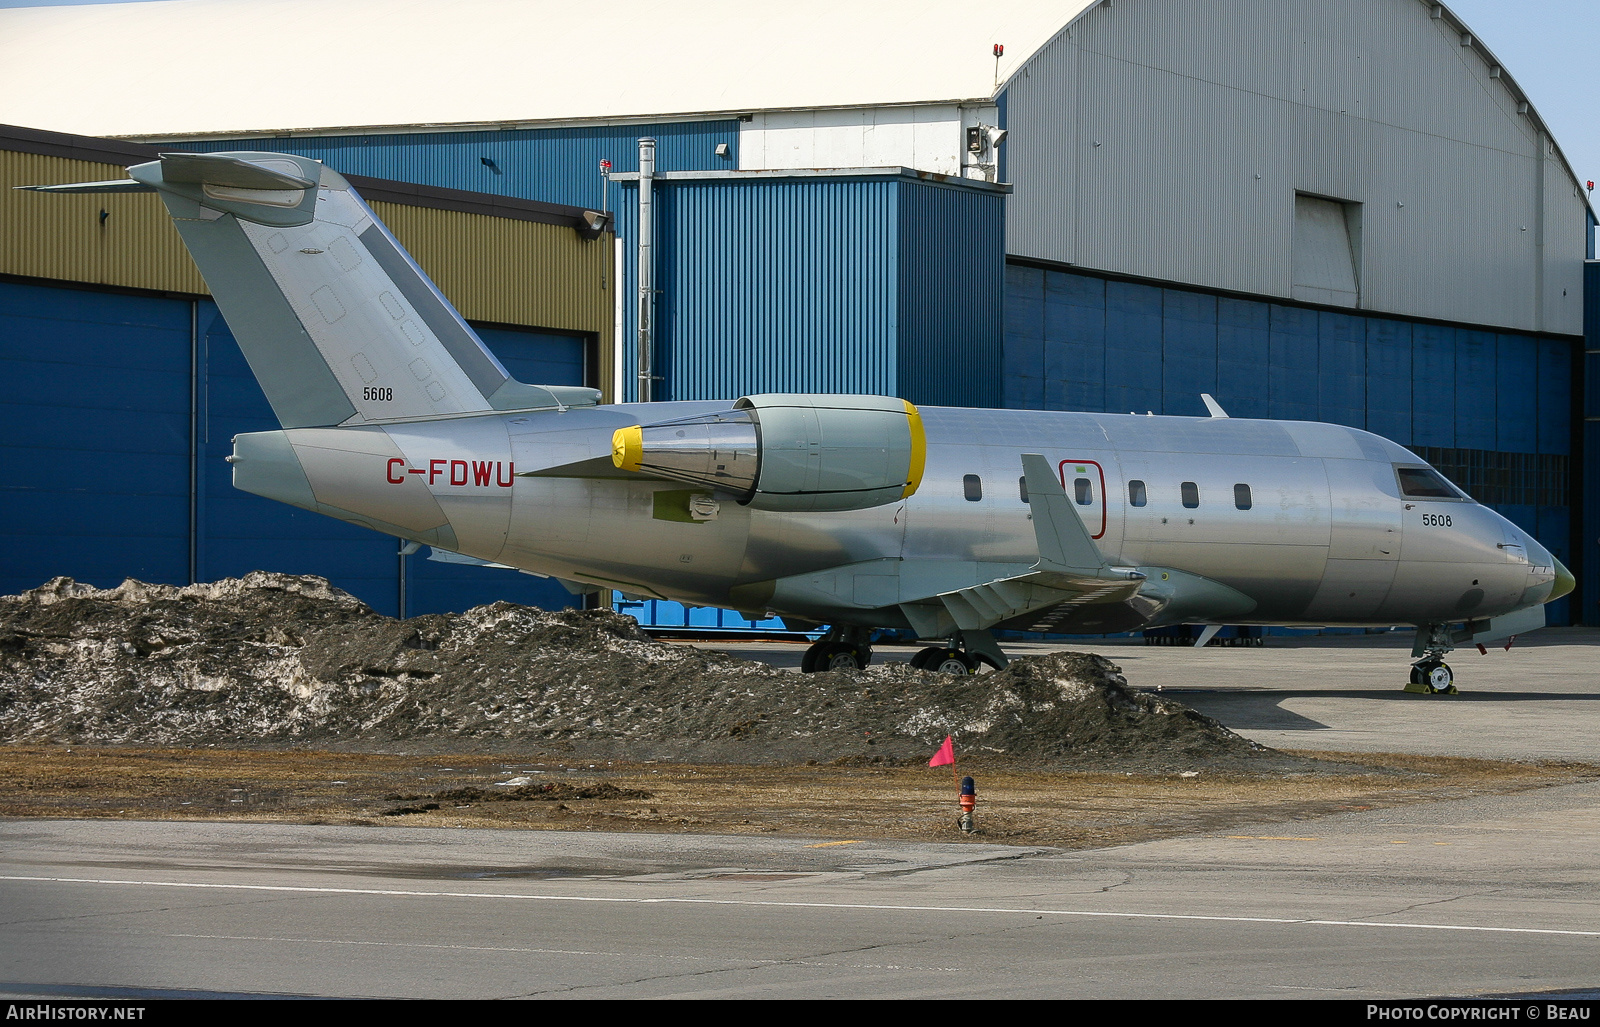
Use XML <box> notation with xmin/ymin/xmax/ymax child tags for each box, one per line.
<box><xmin>902</xmin><ymin>399</ymin><xmax>926</xmax><ymax>499</ymax></box>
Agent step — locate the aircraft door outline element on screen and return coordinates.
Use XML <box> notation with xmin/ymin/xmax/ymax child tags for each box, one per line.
<box><xmin>1056</xmin><ymin>458</ymin><xmax>1107</xmax><ymax>540</ymax></box>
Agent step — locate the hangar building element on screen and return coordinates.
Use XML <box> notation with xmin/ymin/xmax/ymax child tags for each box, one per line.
<box><xmin>0</xmin><ymin>0</ymin><xmax>1593</xmax><ymax>627</ymax></box>
<box><xmin>0</xmin><ymin>125</ymin><xmax>617</xmax><ymax>618</ymax></box>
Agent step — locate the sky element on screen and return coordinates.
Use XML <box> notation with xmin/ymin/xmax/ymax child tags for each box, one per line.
<box><xmin>1</xmin><ymin>0</ymin><xmax>1595</xmax><ymax>194</ymax></box>
<box><xmin>1446</xmin><ymin>0</ymin><xmax>1598</xmax><ymax>193</ymax></box>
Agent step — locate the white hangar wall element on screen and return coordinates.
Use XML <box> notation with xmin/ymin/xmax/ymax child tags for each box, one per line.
<box><xmin>1000</xmin><ymin>0</ymin><xmax>1588</xmax><ymax>337</ymax></box>
<box><xmin>738</xmin><ymin>105</ymin><xmax>1003</xmax><ymax>182</ymax></box>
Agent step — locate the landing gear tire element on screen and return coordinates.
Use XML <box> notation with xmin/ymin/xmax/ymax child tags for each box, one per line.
<box><xmin>911</xmin><ymin>646</ymin><xmax>977</xmax><ymax>675</ymax></box>
<box><xmin>802</xmin><ymin>640</ymin><xmax>872</xmax><ymax>673</ymax></box>
<box><xmin>1407</xmin><ymin>660</ymin><xmax>1456</xmax><ymax>695</ymax></box>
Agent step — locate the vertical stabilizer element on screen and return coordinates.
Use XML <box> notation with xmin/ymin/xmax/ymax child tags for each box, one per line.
<box><xmin>123</xmin><ymin>151</ymin><xmax>597</xmax><ymax>427</ymax></box>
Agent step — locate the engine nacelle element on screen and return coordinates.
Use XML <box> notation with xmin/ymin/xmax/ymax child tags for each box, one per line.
<box><xmin>612</xmin><ymin>394</ymin><xmax>926</xmax><ymax>512</ymax></box>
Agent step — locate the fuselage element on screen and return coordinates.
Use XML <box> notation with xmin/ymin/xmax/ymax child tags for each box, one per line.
<box><xmin>236</xmin><ymin>401</ymin><xmax>1563</xmax><ymax>632</ymax></box>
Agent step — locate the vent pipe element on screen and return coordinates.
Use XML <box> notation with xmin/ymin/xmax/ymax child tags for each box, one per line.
<box><xmin>636</xmin><ymin>137</ymin><xmax>656</xmax><ymax>403</ymax></box>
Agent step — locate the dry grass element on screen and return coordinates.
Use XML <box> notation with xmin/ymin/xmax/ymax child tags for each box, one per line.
<box><xmin>0</xmin><ymin>745</ymin><xmax>1592</xmax><ymax>849</ymax></box>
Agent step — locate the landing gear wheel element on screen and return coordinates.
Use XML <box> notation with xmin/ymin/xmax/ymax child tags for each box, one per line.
<box><xmin>803</xmin><ymin>640</ymin><xmax>871</xmax><ymax>673</ymax></box>
<box><xmin>911</xmin><ymin>646</ymin><xmax>977</xmax><ymax>675</ymax></box>
<box><xmin>971</xmin><ymin>652</ymin><xmax>1003</xmax><ymax>673</ymax></box>
<box><xmin>1407</xmin><ymin>660</ymin><xmax>1456</xmax><ymax>694</ymax></box>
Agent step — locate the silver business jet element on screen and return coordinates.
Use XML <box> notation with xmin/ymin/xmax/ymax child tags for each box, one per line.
<box><xmin>25</xmin><ymin>152</ymin><xmax>1574</xmax><ymax>692</ymax></box>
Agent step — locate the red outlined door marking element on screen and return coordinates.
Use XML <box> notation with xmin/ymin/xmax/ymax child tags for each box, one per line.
<box><xmin>1057</xmin><ymin>458</ymin><xmax>1107</xmax><ymax>540</ymax></box>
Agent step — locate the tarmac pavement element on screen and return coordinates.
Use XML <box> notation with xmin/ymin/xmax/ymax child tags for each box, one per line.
<box><xmin>1</xmin><ymin>629</ymin><xmax>1596</xmax><ymax>999</ymax></box>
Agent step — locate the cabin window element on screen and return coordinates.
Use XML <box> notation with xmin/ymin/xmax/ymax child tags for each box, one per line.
<box><xmin>1234</xmin><ymin>483</ymin><xmax>1252</xmax><ymax>510</ymax></box>
<box><xmin>1128</xmin><ymin>480</ymin><xmax>1147</xmax><ymax>507</ymax></box>
<box><xmin>963</xmin><ymin>474</ymin><xmax>983</xmax><ymax>501</ymax></box>
<box><xmin>1181</xmin><ymin>481</ymin><xmax>1199</xmax><ymax>508</ymax></box>
<box><xmin>1018</xmin><ymin>476</ymin><xmax>1029</xmax><ymax>503</ymax></box>
<box><xmin>1074</xmin><ymin>477</ymin><xmax>1094</xmax><ymax>505</ymax></box>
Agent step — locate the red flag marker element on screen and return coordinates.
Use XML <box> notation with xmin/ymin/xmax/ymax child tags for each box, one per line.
<box><xmin>929</xmin><ymin>735</ymin><xmax>955</xmax><ymax>767</ymax></box>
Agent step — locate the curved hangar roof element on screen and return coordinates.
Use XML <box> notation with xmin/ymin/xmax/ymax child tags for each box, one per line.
<box><xmin>0</xmin><ymin>0</ymin><xmax>1095</xmax><ymax>138</ymax></box>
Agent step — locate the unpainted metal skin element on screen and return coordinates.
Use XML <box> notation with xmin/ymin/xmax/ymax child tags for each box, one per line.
<box><xmin>27</xmin><ymin>151</ymin><xmax>1572</xmax><ymax>690</ymax></box>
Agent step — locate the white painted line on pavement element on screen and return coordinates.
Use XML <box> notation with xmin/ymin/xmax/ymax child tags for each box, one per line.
<box><xmin>3</xmin><ymin>874</ymin><xmax>1596</xmax><ymax>939</ymax></box>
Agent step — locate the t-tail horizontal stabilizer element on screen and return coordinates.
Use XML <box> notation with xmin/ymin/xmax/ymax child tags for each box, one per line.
<box><xmin>27</xmin><ymin>151</ymin><xmax>599</xmax><ymax>429</ymax></box>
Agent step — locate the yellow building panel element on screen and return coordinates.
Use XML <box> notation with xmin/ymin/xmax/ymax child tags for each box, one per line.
<box><xmin>369</xmin><ymin>201</ymin><xmax>615</xmax><ymax>397</ymax></box>
<box><xmin>368</xmin><ymin>202</ymin><xmax>611</xmax><ymax>333</ymax></box>
<box><xmin>2</xmin><ymin>150</ymin><xmax>612</xmax><ymax>395</ymax></box>
<box><xmin>1</xmin><ymin>150</ymin><xmax>206</xmax><ymax>294</ymax></box>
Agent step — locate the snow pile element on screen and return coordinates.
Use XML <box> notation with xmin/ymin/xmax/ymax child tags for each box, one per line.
<box><xmin>0</xmin><ymin>574</ymin><xmax>1264</xmax><ymax>766</ymax></box>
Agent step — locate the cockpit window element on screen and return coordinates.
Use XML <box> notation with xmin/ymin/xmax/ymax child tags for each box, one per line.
<box><xmin>1396</xmin><ymin>466</ymin><xmax>1466</xmax><ymax>500</ymax></box>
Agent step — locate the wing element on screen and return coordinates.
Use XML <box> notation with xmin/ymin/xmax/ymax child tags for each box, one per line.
<box><xmin>897</xmin><ymin>454</ymin><xmax>1147</xmax><ymax>637</ymax></box>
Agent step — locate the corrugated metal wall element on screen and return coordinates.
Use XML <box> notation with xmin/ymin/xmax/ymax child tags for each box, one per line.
<box><xmin>0</xmin><ymin>150</ymin><xmax>206</xmax><ymax>294</ymax></box>
<box><xmin>1006</xmin><ymin>262</ymin><xmax>1578</xmax><ymax>624</ymax></box>
<box><xmin>1000</xmin><ymin>0</ymin><xmax>1589</xmax><ymax>337</ymax></box>
<box><xmin>654</xmin><ymin>176</ymin><xmax>900</xmax><ymax>400</ymax></box>
<box><xmin>369</xmin><ymin>201</ymin><xmax>611</xmax><ymax>340</ymax></box>
<box><xmin>172</xmin><ymin>121</ymin><xmax>739</xmax><ymax>211</ymax></box>
<box><xmin>0</xmin><ymin>278</ymin><xmax>588</xmax><ymax>616</ymax></box>
<box><xmin>3</xmin><ymin>150</ymin><xmax>613</xmax><ymax>362</ymax></box>
<box><xmin>0</xmin><ymin>281</ymin><xmax>193</xmax><ymax>594</ymax></box>
<box><xmin>1584</xmin><ymin>260</ymin><xmax>1599</xmax><ymax>626</ymax></box>
<box><xmin>611</xmin><ymin>172</ymin><xmax>1005</xmax><ymax>406</ymax></box>
<box><xmin>897</xmin><ymin>178</ymin><xmax>1006</xmax><ymax>407</ymax></box>
<box><xmin>1</xmin><ymin>138</ymin><xmax>610</xmax><ymax>613</ymax></box>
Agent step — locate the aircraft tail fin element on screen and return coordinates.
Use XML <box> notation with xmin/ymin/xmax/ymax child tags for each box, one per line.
<box><xmin>105</xmin><ymin>151</ymin><xmax>598</xmax><ymax>428</ymax></box>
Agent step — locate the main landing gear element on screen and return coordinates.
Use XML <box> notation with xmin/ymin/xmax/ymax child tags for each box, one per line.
<box><xmin>801</xmin><ymin>627</ymin><xmax>1011</xmax><ymax>676</ymax></box>
<box><xmin>1404</xmin><ymin>623</ymin><xmax>1458</xmax><ymax>695</ymax></box>
<box><xmin>801</xmin><ymin>627</ymin><xmax>874</xmax><ymax>673</ymax></box>
<box><xmin>908</xmin><ymin>646</ymin><xmax>1000</xmax><ymax>674</ymax></box>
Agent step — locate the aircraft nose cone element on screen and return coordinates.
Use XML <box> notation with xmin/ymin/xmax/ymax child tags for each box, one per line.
<box><xmin>1549</xmin><ymin>556</ymin><xmax>1575</xmax><ymax>603</ymax></box>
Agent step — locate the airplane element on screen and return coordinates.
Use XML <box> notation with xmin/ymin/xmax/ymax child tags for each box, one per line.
<box><xmin>22</xmin><ymin>151</ymin><xmax>1575</xmax><ymax>693</ymax></box>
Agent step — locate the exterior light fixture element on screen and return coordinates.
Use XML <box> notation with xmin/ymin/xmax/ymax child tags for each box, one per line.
<box><xmin>576</xmin><ymin>209</ymin><xmax>611</xmax><ymax>240</ymax></box>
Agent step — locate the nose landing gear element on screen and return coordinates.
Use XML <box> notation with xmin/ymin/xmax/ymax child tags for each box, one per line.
<box><xmin>1404</xmin><ymin>624</ymin><xmax>1458</xmax><ymax>695</ymax></box>
<box><xmin>1407</xmin><ymin>659</ymin><xmax>1456</xmax><ymax>695</ymax></box>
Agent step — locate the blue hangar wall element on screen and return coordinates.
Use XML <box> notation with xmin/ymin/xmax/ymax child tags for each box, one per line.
<box><xmin>0</xmin><ymin>276</ymin><xmax>589</xmax><ymax>617</ymax></box>
<box><xmin>1005</xmin><ymin>264</ymin><xmax>1582</xmax><ymax>627</ymax></box>
<box><xmin>1585</xmin><ymin>259</ymin><xmax>1600</xmax><ymax>627</ymax></box>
